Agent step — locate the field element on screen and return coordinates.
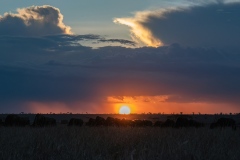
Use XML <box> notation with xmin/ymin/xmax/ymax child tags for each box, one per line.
<box><xmin>0</xmin><ymin>114</ymin><xmax>240</xmax><ymax>160</ymax></box>
<box><xmin>0</xmin><ymin>126</ymin><xmax>240</xmax><ymax>160</ymax></box>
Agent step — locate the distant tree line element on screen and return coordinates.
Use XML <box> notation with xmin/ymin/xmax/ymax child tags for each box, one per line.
<box><xmin>0</xmin><ymin>114</ymin><xmax>238</xmax><ymax>130</ymax></box>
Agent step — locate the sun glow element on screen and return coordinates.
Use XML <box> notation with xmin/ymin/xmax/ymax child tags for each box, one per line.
<box><xmin>119</xmin><ymin>106</ymin><xmax>131</xmax><ymax>114</ymax></box>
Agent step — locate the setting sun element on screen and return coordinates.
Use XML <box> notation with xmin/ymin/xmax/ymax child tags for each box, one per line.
<box><xmin>119</xmin><ymin>106</ymin><xmax>131</xmax><ymax>114</ymax></box>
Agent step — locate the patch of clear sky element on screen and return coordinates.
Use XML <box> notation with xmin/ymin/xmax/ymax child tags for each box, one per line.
<box><xmin>0</xmin><ymin>0</ymin><xmax>189</xmax><ymax>38</ymax></box>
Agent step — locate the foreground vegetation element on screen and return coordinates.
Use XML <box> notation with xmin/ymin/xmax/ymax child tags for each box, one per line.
<box><xmin>0</xmin><ymin>126</ymin><xmax>239</xmax><ymax>160</ymax></box>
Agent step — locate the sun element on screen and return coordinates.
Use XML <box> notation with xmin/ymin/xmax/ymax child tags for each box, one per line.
<box><xmin>119</xmin><ymin>106</ymin><xmax>131</xmax><ymax>114</ymax></box>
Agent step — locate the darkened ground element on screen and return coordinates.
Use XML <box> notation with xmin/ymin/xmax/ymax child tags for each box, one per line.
<box><xmin>0</xmin><ymin>126</ymin><xmax>239</xmax><ymax>160</ymax></box>
<box><xmin>0</xmin><ymin>114</ymin><xmax>239</xmax><ymax>160</ymax></box>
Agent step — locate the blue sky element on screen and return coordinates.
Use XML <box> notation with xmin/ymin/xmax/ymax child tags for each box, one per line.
<box><xmin>0</xmin><ymin>0</ymin><xmax>185</xmax><ymax>39</ymax></box>
<box><xmin>1</xmin><ymin>1</ymin><xmax>240</xmax><ymax>113</ymax></box>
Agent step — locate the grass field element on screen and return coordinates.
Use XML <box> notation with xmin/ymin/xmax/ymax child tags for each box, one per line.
<box><xmin>0</xmin><ymin>126</ymin><xmax>239</xmax><ymax>160</ymax></box>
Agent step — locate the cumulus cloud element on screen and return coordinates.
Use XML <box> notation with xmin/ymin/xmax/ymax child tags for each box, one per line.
<box><xmin>114</xmin><ymin>2</ymin><xmax>240</xmax><ymax>47</ymax></box>
<box><xmin>0</xmin><ymin>5</ymin><xmax>136</xmax><ymax>48</ymax></box>
<box><xmin>0</xmin><ymin>5</ymin><xmax>72</xmax><ymax>36</ymax></box>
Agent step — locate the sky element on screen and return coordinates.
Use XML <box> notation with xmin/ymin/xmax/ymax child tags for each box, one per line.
<box><xmin>0</xmin><ymin>0</ymin><xmax>240</xmax><ymax>114</ymax></box>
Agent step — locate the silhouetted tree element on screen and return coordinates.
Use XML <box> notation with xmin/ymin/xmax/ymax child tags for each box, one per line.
<box><xmin>161</xmin><ymin>119</ymin><xmax>175</xmax><ymax>128</ymax></box>
<box><xmin>0</xmin><ymin>118</ymin><xmax>3</xmax><ymax>126</ymax></box>
<box><xmin>95</xmin><ymin>116</ymin><xmax>105</xmax><ymax>126</ymax></box>
<box><xmin>32</xmin><ymin>114</ymin><xmax>56</xmax><ymax>127</ymax></box>
<box><xmin>60</xmin><ymin>119</ymin><xmax>69</xmax><ymax>124</ymax></box>
<box><xmin>4</xmin><ymin>114</ymin><xmax>30</xmax><ymax>127</ymax></box>
<box><xmin>105</xmin><ymin>117</ymin><xmax>116</xmax><ymax>126</ymax></box>
<box><xmin>86</xmin><ymin>118</ymin><xmax>95</xmax><ymax>126</ymax></box>
<box><xmin>68</xmin><ymin>118</ymin><xmax>83</xmax><ymax>126</ymax></box>
<box><xmin>210</xmin><ymin>117</ymin><xmax>236</xmax><ymax>130</ymax></box>
<box><xmin>154</xmin><ymin>121</ymin><xmax>163</xmax><ymax>127</ymax></box>
<box><xmin>175</xmin><ymin>117</ymin><xmax>204</xmax><ymax>128</ymax></box>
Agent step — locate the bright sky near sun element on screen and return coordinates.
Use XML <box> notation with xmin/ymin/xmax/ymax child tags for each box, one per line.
<box><xmin>1</xmin><ymin>0</ymin><xmax>240</xmax><ymax>114</ymax></box>
<box><xmin>0</xmin><ymin>0</ymin><xmax>186</xmax><ymax>39</ymax></box>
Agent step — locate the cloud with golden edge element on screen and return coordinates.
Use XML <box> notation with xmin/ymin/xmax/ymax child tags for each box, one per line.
<box><xmin>114</xmin><ymin>1</ymin><xmax>240</xmax><ymax>48</ymax></box>
<box><xmin>114</xmin><ymin>10</ymin><xmax>164</xmax><ymax>47</ymax></box>
<box><xmin>107</xmin><ymin>96</ymin><xmax>169</xmax><ymax>104</ymax></box>
<box><xmin>0</xmin><ymin>5</ymin><xmax>72</xmax><ymax>36</ymax></box>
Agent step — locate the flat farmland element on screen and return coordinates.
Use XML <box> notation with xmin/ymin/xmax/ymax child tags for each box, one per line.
<box><xmin>0</xmin><ymin>126</ymin><xmax>240</xmax><ymax>160</ymax></box>
<box><xmin>0</xmin><ymin>114</ymin><xmax>240</xmax><ymax>160</ymax></box>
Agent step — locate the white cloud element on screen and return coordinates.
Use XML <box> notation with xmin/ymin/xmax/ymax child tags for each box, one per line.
<box><xmin>0</xmin><ymin>5</ymin><xmax>72</xmax><ymax>36</ymax></box>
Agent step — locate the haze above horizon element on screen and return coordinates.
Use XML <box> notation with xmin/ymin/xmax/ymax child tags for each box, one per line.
<box><xmin>0</xmin><ymin>0</ymin><xmax>240</xmax><ymax>114</ymax></box>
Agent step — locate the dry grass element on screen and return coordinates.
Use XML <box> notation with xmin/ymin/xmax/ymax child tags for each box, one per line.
<box><xmin>0</xmin><ymin>126</ymin><xmax>239</xmax><ymax>160</ymax></box>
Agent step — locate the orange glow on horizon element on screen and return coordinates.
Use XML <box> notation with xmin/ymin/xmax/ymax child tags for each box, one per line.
<box><xmin>109</xmin><ymin>96</ymin><xmax>239</xmax><ymax>114</ymax></box>
<box><xmin>25</xmin><ymin>96</ymin><xmax>240</xmax><ymax>114</ymax></box>
<box><xmin>114</xmin><ymin>103</ymin><xmax>136</xmax><ymax>114</ymax></box>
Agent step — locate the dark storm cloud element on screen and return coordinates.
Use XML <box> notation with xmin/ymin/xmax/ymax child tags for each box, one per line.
<box><xmin>1</xmin><ymin>4</ymin><xmax>240</xmax><ymax>112</ymax></box>
<box><xmin>1</xmin><ymin>40</ymin><xmax>240</xmax><ymax>109</ymax></box>
<box><xmin>98</xmin><ymin>39</ymin><xmax>136</xmax><ymax>46</ymax></box>
<box><xmin>114</xmin><ymin>2</ymin><xmax>240</xmax><ymax>47</ymax></box>
<box><xmin>0</xmin><ymin>35</ymin><xmax>135</xmax><ymax>57</ymax></box>
<box><xmin>44</xmin><ymin>34</ymin><xmax>136</xmax><ymax>46</ymax></box>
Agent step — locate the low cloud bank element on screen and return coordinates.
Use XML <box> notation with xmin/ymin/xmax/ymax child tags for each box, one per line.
<box><xmin>1</xmin><ymin>42</ymin><xmax>240</xmax><ymax>112</ymax></box>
